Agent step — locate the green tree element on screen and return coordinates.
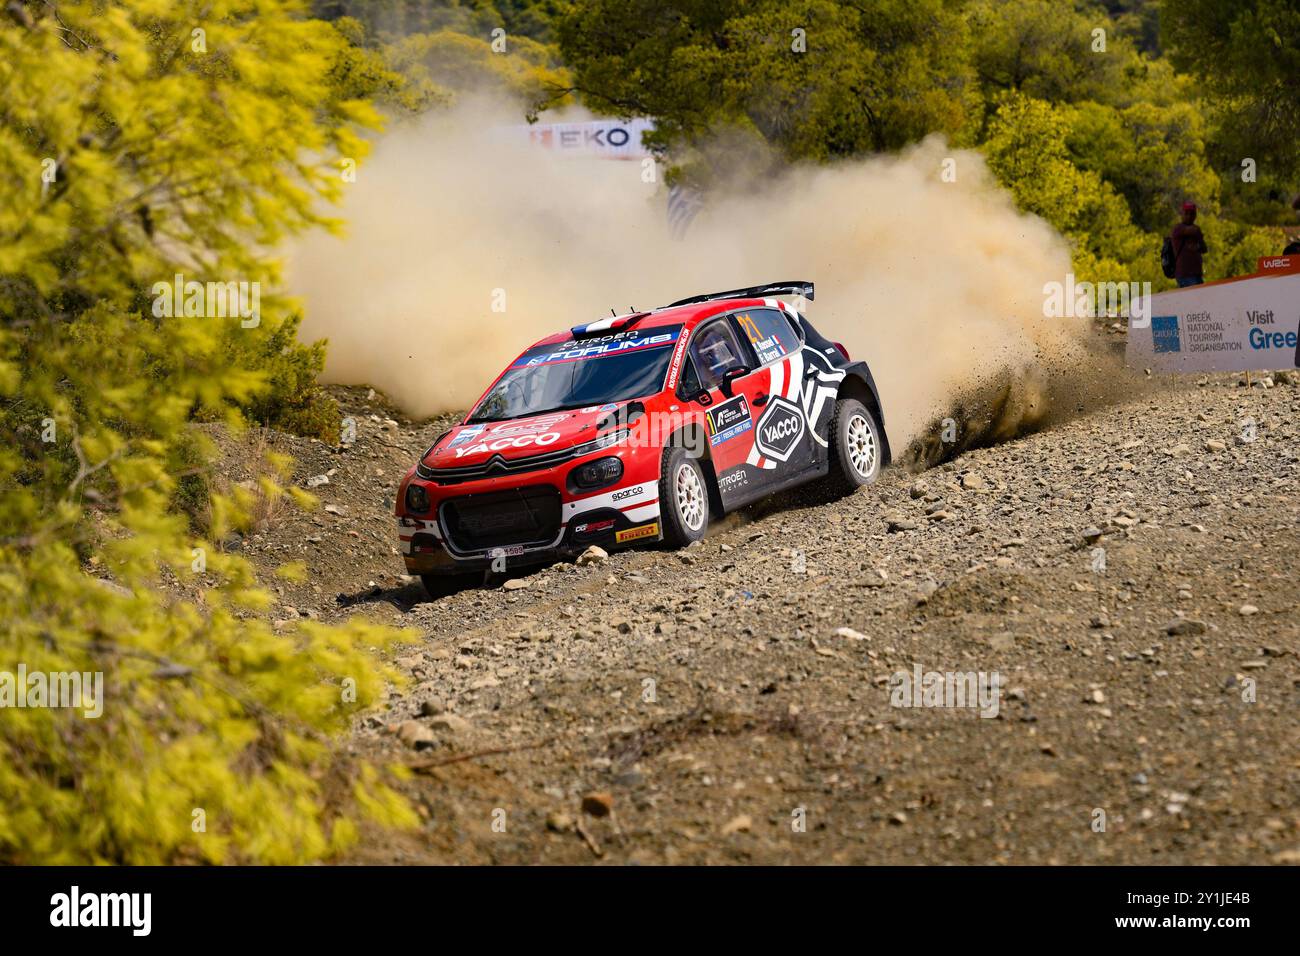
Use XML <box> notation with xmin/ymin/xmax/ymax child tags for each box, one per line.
<box><xmin>1100</xmin><ymin>0</ymin><xmax>1162</xmax><ymax>55</ymax></box>
<box><xmin>981</xmin><ymin>94</ymin><xmax>1152</xmax><ymax>285</ymax></box>
<box><xmin>966</xmin><ymin>0</ymin><xmax>1143</xmax><ymax>107</ymax></box>
<box><xmin>556</xmin><ymin>0</ymin><xmax>973</xmax><ymax>162</ymax></box>
<box><xmin>1163</xmin><ymin>0</ymin><xmax>1300</xmax><ymax>185</ymax></box>
<box><xmin>983</xmin><ymin>93</ymin><xmax>1282</xmax><ymax>286</ymax></box>
<box><xmin>315</xmin><ymin>0</ymin><xmax>568</xmax><ymax>44</ymax></box>
<box><xmin>1064</xmin><ymin>99</ymin><xmax>1220</xmax><ymax>234</ymax></box>
<box><xmin>385</xmin><ymin>28</ymin><xmax>571</xmax><ymax>112</ymax></box>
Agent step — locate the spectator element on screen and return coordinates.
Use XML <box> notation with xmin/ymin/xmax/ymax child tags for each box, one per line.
<box><xmin>1171</xmin><ymin>201</ymin><xmax>1208</xmax><ymax>287</ymax></box>
<box><xmin>1284</xmin><ymin>195</ymin><xmax>1300</xmax><ymax>256</ymax></box>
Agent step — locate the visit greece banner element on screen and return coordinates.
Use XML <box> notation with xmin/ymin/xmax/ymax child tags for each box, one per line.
<box><xmin>1128</xmin><ymin>266</ymin><xmax>1300</xmax><ymax>374</ymax></box>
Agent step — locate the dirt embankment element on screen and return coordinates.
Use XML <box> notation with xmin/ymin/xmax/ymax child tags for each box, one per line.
<box><xmin>216</xmin><ymin>376</ymin><xmax>1299</xmax><ymax>865</ymax></box>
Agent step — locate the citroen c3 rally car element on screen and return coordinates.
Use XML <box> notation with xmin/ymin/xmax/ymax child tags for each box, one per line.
<box><xmin>396</xmin><ymin>281</ymin><xmax>890</xmax><ymax>592</ymax></box>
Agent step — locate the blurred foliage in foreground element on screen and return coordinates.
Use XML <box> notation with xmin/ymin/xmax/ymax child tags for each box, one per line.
<box><xmin>0</xmin><ymin>0</ymin><xmax>417</xmax><ymax>863</ymax></box>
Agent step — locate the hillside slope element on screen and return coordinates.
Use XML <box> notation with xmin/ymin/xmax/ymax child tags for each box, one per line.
<box><xmin>225</xmin><ymin>378</ymin><xmax>1300</xmax><ymax>864</ymax></box>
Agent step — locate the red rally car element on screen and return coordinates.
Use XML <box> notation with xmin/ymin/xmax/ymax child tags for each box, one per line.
<box><xmin>396</xmin><ymin>281</ymin><xmax>890</xmax><ymax>592</ymax></box>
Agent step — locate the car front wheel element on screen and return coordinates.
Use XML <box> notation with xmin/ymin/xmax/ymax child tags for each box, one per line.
<box><xmin>658</xmin><ymin>445</ymin><xmax>710</xmax><ymax>547</ymax></box>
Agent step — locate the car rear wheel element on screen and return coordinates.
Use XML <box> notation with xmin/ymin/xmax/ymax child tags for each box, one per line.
<box><xmin>659</xmin><ymin>445</ymin><xmax>710</xmax><ymax>547</ymax></box>
<box><xmin>825</xmin><ymin>397</ymin><xmax>882</xmax><ymax>494</ymax></box>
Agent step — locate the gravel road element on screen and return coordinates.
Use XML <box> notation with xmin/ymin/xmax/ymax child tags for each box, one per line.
<box><xmin>227</xmin><ymin>373</ymin><xmax>1300</xmax><ymax>865</ymax></box>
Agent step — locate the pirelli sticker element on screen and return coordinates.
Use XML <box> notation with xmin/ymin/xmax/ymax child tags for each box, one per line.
<box><xmin>615</xmin><ymin>522</ymin><xmax>659</xmax><ymax>543</ymax></box>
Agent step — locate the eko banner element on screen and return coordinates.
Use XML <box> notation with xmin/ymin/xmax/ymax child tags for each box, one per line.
<box><xmin>503</xmin><ymin>118</ymin><xmax>655</xmax><ymax>160</ymax></box>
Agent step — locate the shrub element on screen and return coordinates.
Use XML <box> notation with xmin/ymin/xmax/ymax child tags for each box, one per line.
<box><xmin>0</xmin><ymin>0</ymin><xmax>414</xmax><ymax>864</ymax></box>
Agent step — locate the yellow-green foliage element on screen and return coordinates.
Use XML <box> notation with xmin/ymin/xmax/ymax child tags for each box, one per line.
<box><xmin>385</xmin><ymin>28</ymin><xmax>571</xmax><ymax>113</ymax></box>
<box><xmin>557</xmin><ymin>0</ymin><xmax>1288</xmax><ymax>287</ymax></box>
<box><xmin>0</xmin><ymin>1</ymin><xmax>417</xmax><ymax>863</ymax></box>
<box><xmin>982</xmin><ymin>93</ymin><xmax>1154</xmax><ymax>286</ymax></box>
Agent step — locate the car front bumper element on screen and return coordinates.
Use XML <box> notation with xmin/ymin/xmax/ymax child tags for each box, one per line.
<box><xmin>397</xmin><ymin>470</ymin><xmax>663</xmax><ymax>576</ymax></box>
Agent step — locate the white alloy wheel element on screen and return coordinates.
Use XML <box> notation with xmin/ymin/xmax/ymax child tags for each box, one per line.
<box><xmin>846</xmin><ymin>412</ymin><xmax>877</xmax><ymax>479</ymax></box>
<box><xmin>675</xmin><ymin>461</ymin><xmax>706</xmax><ymax>531</ymax></box>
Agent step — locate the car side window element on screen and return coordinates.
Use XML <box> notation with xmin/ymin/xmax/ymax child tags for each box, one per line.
<box><xmin>678</xmin><ymin>354</ymin><xmax>702</xmax><ymax>397</ymax></box>
<box><xmin>782</xmin><ymin>309</ymin><xmax>804</xmax><ymax>343</ymax></box>
<box><xmin>690</xmin><ymin>320</ymin><xmax>747</xmax><ymax>391</ymax></box>
<box><xmin>734</xmin><ymin>308</ymin><xmax>800</xmax><ymax>366</ymax></box>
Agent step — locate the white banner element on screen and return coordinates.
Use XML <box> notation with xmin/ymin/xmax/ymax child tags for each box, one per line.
<box><xmin>503</xmin><ymin>118</ymin><xmax>655</xmax><ymax>160</ymax></box>
<box><xmin>1127</xmin><ymin>257</ymin><xmax>1300</xmax><ymax>373</ymax></box>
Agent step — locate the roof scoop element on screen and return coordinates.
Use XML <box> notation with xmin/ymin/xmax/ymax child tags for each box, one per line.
<box><xmin>570</xmin><ymin>313</ymin><xmax>647</xmax><ymax>338</ymax></box>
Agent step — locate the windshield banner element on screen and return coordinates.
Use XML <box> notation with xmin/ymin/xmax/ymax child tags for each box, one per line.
<box><xmin>511</xmin><ymin>325</ymin><xmax>682</xmax><ymax>369</ymax></box>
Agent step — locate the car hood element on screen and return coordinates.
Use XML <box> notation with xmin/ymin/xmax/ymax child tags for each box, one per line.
<box><xmin>424</xmin><ymin>407</ymin><xmax>618</xmax><ymax>469</ymax></box>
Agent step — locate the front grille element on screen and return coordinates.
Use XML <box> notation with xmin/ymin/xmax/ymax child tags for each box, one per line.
<box><xmin>418</xmin><ymin>431</ymin><xmax>624</xmax><ymax>484</ymax></box>
<box><xmin>439</xmin><ymin>486</ymin><xmax>562</xmax><ymax>553</ymax></box>
<box><xmin>418</xmin><ymin>445</ymin><xmax>577</xmax><ymax>484</ymax></box>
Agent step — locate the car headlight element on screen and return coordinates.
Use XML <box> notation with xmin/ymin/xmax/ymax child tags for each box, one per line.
<box><xmin>571</xmin><ymin>456</ymin><xmax>624</xmax><ymax>490</ymax></box>
<box><xmin>405</xmin><ymin>482</ymin><xmax>431</xmax><ymax>513</ymax></box>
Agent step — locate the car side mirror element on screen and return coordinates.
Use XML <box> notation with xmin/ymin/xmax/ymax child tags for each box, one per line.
<box><xmin>693</xmin><ymin>389</ymin><xmax>713</xmax><ymax>407</ymax></box>
<box><xmin>719</xmin><ymin>365</ymin><xmax>748</xmax><ymax>398</ymax></box>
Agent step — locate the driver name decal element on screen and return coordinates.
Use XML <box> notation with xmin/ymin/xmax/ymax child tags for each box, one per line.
<box><xmin>735</xmin><ymin>311</ymin><xmax>785</xmax><ymax>365</ymax></box>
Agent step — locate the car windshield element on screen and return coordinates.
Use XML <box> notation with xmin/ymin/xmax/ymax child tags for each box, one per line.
<box><xmin>467</xmin><ymin>324</ymin><xmax>683</xmax><ymax>423</ymax></box>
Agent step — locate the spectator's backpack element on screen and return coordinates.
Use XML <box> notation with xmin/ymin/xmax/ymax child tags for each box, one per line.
<box><xmin>1160</xmin><ymin>236</ymin><xmax>1177</xmax><ymax>278</ymax></box>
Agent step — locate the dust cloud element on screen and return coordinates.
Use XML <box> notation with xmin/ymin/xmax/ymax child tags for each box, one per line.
<box><xmin>287</xmin><ymin>97</ymin><xmax>1107</xmax><ymax>452</ymax></box>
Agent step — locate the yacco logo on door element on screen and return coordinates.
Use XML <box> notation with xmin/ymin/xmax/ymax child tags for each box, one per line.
<box><xmin>754</xmin><ymin>396</ymin><xmax>804</xmax><ymax>462</ymax></box>
<box><xmin>1151</xmin><ymin>315</ymin><xmax>1181</xmax><ymax>354</ymax></box>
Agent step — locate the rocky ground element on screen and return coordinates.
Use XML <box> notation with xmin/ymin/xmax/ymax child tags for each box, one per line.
<box><xmin>225</xmin><ymin>373</ymin><xmax>1299</xmax><ymax>865</ymax></box>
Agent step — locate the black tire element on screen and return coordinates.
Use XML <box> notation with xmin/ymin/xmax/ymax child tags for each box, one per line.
<box><xmin>825</xmin><ymin>397</ymin><xmax>882</xmax><ymax>495</ymax></box>
<box><xmin>658</xmin><ymin>445</ymin><xmax>710</xmax><ymax>547</ymax></box>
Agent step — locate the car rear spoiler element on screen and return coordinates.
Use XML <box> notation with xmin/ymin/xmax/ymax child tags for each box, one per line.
<box><xmin>664</xmin><ymin>281</ymin><xmax>814</xmax><ymax>309</ymax></box>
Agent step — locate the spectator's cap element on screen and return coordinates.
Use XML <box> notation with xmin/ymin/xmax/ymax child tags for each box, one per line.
<box><xmin>1182</xmin><ymin>201</ymin><xmax>1198</xmax><ymax>213</ymax></box>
